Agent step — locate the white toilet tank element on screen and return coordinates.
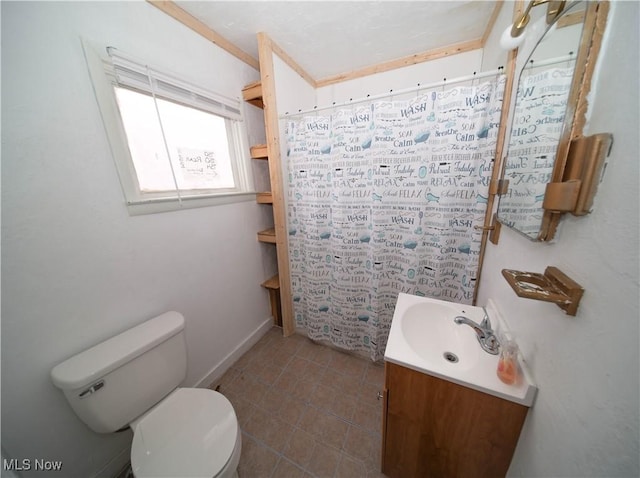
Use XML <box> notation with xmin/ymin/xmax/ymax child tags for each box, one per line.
<box><xmin>51</xmin><ymin>311</ymin><xmax>187</xmax><ymax>433</ymax></box>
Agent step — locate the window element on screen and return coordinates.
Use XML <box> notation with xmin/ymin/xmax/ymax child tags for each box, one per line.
<box><xmin>82</xmin><ymin>39</ymin><xmax>254</xmax><ymax>214</ymax></box>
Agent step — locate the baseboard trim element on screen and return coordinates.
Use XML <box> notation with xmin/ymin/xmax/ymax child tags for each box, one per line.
<box><xmin>195</xmin><ymin>317</ymin><xmax>273</xmax><ymax>389</ymax></box>
<box><xmin>93</xmin><ymin>446</ymin><xmax>130</xmax><ymax>478</ymax></box>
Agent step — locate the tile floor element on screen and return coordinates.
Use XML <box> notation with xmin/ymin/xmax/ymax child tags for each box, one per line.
<box><xmin>210</xmin><ymin>327</ymin><xmax>387</xmax><ymax>478</ymax></box>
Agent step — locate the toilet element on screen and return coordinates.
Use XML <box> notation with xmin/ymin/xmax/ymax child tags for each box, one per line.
<box><xmin>51</xmin><ymin>311</ymin><xmax>241</xmax><ymax>478</ymax></box>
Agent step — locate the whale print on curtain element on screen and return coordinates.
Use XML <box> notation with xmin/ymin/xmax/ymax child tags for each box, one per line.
<box><xmin>286</xmin><ymin>76</ymin><xmax>505</xmax><ymax>361</ymax></box>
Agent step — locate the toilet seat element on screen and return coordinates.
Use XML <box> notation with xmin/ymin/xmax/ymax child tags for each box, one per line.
<box><xmin>130</xmin><ymin>388</ymin><xmax>238</xmax><ymax>478</ymax></box>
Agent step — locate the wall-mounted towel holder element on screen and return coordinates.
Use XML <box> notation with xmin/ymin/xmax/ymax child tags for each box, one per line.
<box><xmin>502</xmin><ymin>267</ymin><xmax>584</xmax><ymax>316</ymax></box>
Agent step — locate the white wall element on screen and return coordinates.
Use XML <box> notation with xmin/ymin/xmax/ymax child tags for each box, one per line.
<box><xmin>316</xmin><ymin>50</ymin><xmax>484</xmax><ymax>106</ymax></box>
<box><xmin>1</xmin><ymin>2</ymin><xmax>272</xmax><ymax>477</ymax></box>
<box><xmin>478</xmin><ymin>2</ymin><xmax>640</xmax><ymax>476</ymax></box>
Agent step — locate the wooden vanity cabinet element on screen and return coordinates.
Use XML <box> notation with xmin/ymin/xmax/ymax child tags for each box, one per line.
<box><xmin>381</xmin><ymin>362</ymin><xmax>529</xmax><ymax>478</ymax></box>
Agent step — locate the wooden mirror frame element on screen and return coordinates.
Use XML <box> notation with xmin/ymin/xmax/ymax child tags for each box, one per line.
<box><xmin>498</xmin><ymin>1</ymin><xmax>610</xmax><ymax>241</ymax></box>
<box><xmin>538</xmin><ymin>1</ymin><xmax>609</xmax><ymax>240</ymax></box>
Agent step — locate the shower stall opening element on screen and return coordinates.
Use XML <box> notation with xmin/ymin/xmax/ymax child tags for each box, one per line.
<box><xmin>285</xmin><ymin>76</ymin><xmax>506</xmax><ymax>360</ymax></box>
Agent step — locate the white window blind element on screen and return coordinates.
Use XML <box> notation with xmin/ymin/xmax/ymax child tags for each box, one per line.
<box><xmin>107</xmin><ymin>47</ymin><xmax>243</xmax><ymax>121</ymax></box>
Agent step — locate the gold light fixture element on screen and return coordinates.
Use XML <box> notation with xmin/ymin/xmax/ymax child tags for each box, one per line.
<box><xmin>511</xmin><ymin>0</ymin><xmax>566</xmax><ymax>37</ymax></box>
<box><xmin>501</xmin><ymin>0</ymin><xmax>566</xmax><ymax>49</ymax></box>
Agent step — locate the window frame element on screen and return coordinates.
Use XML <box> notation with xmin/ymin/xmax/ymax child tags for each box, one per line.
<box><xmin>82</xmin><ymin>38</ymin><xmax>256</xmax><ymax>215</ymax></box>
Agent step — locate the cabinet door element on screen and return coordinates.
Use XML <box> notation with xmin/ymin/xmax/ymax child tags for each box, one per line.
<box><xmin>382</xmin><ymin>362</ymin><xmax>528</xmax><ymax>478</ymax></box>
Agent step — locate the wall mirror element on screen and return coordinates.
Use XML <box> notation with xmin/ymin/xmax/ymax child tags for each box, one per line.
<box><xmin>497</xmin><ymin>1</ymin><xmax>609</xmax><ymax>241</ymax></box>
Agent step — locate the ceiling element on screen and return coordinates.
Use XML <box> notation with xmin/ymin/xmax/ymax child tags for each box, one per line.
<box><xmin>175</xmin><ymin>1</ymin><xmax>500</xmax><ymax>81</ymax></box>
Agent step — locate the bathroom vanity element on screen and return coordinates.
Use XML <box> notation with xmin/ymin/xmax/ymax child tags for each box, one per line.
<box><xmin>382</xmin><ymin>293</ymin><xmax>537</xmax><ymax>478</ymax></box>
<box><xmin>382</xmin><ymin>362</ymin><xmax>528</xmax><ymax>477</ymax></box>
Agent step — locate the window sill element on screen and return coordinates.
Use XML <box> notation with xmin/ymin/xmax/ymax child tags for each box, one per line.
<box><xmin>126</xmin><ymin>191</ymin><xmax>257</xmax><ymax>216</ymax></box>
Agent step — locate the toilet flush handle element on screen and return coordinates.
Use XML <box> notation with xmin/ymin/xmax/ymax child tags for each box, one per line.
<box><xmin>79</xmin><ymin>380</ymin><xmax>104</xmax><ymax>399</ymax></box>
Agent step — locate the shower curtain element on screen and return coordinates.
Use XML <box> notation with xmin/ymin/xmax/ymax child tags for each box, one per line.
<box><xmin>285</xmin><ymin>76</ymin><xmax>505</xmax><ymax>360</ymax></box>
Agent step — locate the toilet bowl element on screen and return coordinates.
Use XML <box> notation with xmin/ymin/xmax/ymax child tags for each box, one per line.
<box><xmin>51</xmin><ymin>312</ymin><xmax>241</xmax><ymax>478</ymax></box>
<box><xmin>130</xmin><ymin>388</ymin><xmax>241</xmax><ymax>478</ymax></box>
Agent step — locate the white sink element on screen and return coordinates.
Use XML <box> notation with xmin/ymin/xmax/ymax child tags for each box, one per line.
<box><xmin>401</xmin><ymin>301</ymin><xmax>480</xmax><ymax>371</ymax></box>
<box><xmin>385</xmin><ymin>293</ymin><xmax>537</xmax><ymax>407</ymax></box>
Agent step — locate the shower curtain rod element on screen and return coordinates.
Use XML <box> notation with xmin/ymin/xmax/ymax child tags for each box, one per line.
<box><xmin>523</xmin><ymin>53</ymin><xmax>576</xmax><ymax>70</ymax></box>
<box><xmin>280</xmin><ymin>52</ymin><xmax>576</xmax><ymax>119</ymax></box>
<box><xmin>280</xmin><ymin>67</ymin><xmax>506</xmax><ymax>118</ymax></box>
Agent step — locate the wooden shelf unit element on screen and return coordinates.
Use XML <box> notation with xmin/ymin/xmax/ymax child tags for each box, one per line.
<box><xmin>257</xmin><ymin>228</ymin><xmax>276</xmax><ymax>243</ymax></box>
<box><xmin>244</xmin><ymin>41</ymin><xmax>294</xmax><ymax>336</ymax></box>
<box><xmin>261</xmin><ymin>274</ymin><xmax>282</xmax><ymax>327</ymax></box>
<box><xmin>250</xmin><ymin>144</ymin><xmax>268</xmax><ymax>159</ymax></box>
<box><xmin>256</xmin><ymin>192</ymin><xmax>273</xmax><ymax>204</ymax></box>
<box><xmin>242</xmin><ymin>81</ymin><xmax>264</xmax><ymax>109</ymax></box>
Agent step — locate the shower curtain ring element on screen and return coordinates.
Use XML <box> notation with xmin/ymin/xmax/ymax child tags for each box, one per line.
<box><xmin>566</xmin><ymin>51</ymin><xmax>574</xmax><ymax>68</ymax></box>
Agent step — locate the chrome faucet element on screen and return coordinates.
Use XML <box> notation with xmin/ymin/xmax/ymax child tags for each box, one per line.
<box><xmin>454</xmin><ymin>313</ymin><xmax>500</xmax><ymax>355</ymax></box>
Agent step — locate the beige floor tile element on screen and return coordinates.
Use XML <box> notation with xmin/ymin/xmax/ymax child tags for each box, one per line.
<box><xmin>327</xmin><ymin>393</ymin><xmax>357</xmax><ymax>422</ymax></box>
<box><xmin>335</xmin><ymin>454</ymin><xmax>367</xmax><ymax>478</ymax></box>
<box><xmin>309</xmin><ymin>344</ymin><xmax>340</xmax><ymax>367</ymax></box>
<box><xmin>215</xmin><ymin>367</ymin><xmax>239</xmax><ymax>390</ymax></box>
<box><xmin>306</xmin><ymin>444</ymin><xmax>341</xmax><ymax>478</ymax></box>
<box><xmin>364</xmin><ymin>362</ymin><xmax>385</xmax><ymax>386</ymax></box>
<box><xmin>258</xmin><ymin>387</ymin><xmax>288</xmax><ymax>415</ymax></box>
<box><xmin>318</xmin><ymin>412</ymin><xmax>349</xmax><ymax>450</ymax></box>
<box><xmin>238</xmin><ymin>433</ymin><xmax>279</xmax><ymax>478</ymax></box>
<box><xmin>308</xmin><ymin>383</ymin><xmax>336</xmax><ymax>410</ymax></box>
<box><xmin>273</xmin><ymin>457</ymin><xmax>307</xmax><ymax>478</ymax></box>
<box><xmin>242</xmin><ymin>356</ymin><xmax>267</xmax><ymax>380</ymax></box>
<box><xmin>274</xmin><ymin>369</ymin><xmax>300</xmax><ymax>395</ymax></box>
<box><xmin>232</xmin><ymin>349</ymin><xmax>256</xmax><ymax>371</ymax></box>
<box><xmin>251</xmin><ymin>337</ymin><xmax>274</xmax><ymax>356</ymax></box>
<box><xmin>244</xmin><ymin>408</ymin><xmax>294</xmax><ymax>453</ymax></box>
<box><xmin>235</xmin><ymin>372</ymin><xmax>271</xmax><ymax>405</ymax></box>
<box><xmin>298</xmin><ymin>406</ymin><xmax>325</xmax><ymax>439</ymax></box>
<box><xmin>286</xmin><ymin>356</ymin><xmax>313</xmax><ymax>378</ymax></box>
<box><xmin>223</xmin><ymin>391</ymin><xmax>256</xmax><ymax>427</ymax></box>
<box><xmin>276</xmin><ymin>394</ymin><xmax>308</xmax><ymax>427</ymax></box>
<box><xmin>330</xmin><ymin>354</ymin><xmax>367</xmax><ymax>380</ymax></box>
<box><xmin>357</xmin><ymin>381</ymin><xmax>382</xmax><ymax>408</ymax></box>
<box><xmin>319</xmin><ymin>368</ymin><xmax>344</xmax><ymax>391</ymax></box>
<box><xmin>352</xmin><ymin>402</ymin><xmax>382</xmax><ymax>435</ymax></box>
<box><xmin>264</xmin><ymin>327</ymin><xmax>283</xmax><ymax>341</ymax></box>
<box><xmin>291</xmin><ymin>378</ymin><xmax>318</xmax><ymax>402</ymax></box>
<box><xmin>282</xmin><ymin>427</ymin><xmax>317</xmax><ymax>468</ymax></box>
<box><xmin>278</xmin><ymin>335</ymin><xmax>304</xmax><ymax>356</ymax></box>
<box><xmin>264</xmin><ymin>346</ymin><xmax>295</xmax><ymax>369</ymax></box>
<box><xmin>343</xmin><ymin>426</ymin><xmax>379</xmax><ymax>463</ymax></box>
<box><xmin>254</xmin><ymin>362</ymin><xmax>285</xmax><ymax>386</ymax></box>
<box><xmin>304</xmin><ymin>360</ymin><xmax>327</xmax><ymax>382</ymax></box>
<box><xmin>364</xmin><ymin>450</ymin><xmax>385</xmax><ymax>478</ymax></box>
<box><xmin>235</xmin><ymin>328</ymin><xmax>387</xmax><ymax>478</ymax></box>
<box><xmin>365</xmin><ymin>464</ymin><xmax>387</xmax><ymax>478</ymax></box>
<box><xmin>295</xmin><ymin>338</ymin><xmax>323</xmax><ymax>361</ymax></box>
<box><xmin>339</xmin><ymin>374</ymin><xmax>363</xmax><ymax>398</ymax></box>
<box><xmin>321</xmin><ymin>369</ymin><xmax>360</xmax><ymax>397</ymax></box>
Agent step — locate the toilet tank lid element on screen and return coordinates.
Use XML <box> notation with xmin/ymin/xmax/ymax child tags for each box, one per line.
<box><xmin>51</xmin><ymin>311</ymin><xmax>185</xmax><ymax>390</ymax></box>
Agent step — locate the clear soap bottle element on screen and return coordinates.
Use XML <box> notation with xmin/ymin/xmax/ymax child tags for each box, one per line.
<box><xmin>497</xmin><ymin>333</ymin><xmax>520</xmax><ymax>385</ymax></box>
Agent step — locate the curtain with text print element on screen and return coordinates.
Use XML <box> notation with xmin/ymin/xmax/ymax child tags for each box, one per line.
<box><xmin>286</xmin><ymin>76</ymin><xmax>505</xmax><ymax>361</ymax></box>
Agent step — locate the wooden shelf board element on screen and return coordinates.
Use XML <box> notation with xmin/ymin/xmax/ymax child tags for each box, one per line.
<box><xmin>242</xmin><ymin>81</ymin><xmax>264</xmax><ymax>108</ymax></box>
<box><xmin>257</xmin><ymin>228</ymin><xmax>276</xmax><ymax>243</ymax></box>
<box><xmin>256</xmin><ymin>192</ymin><xmax>273</xmax><ymax>204</ymax></box>
<box><xmin>261</xmin><ymin>273</ymin><xmax>280</xmax><ymax>290</ymax></box>
<box><xmin>250</xmin><ymin>144</ymin><xmax>268</xmax><ymax>159</ymax></box>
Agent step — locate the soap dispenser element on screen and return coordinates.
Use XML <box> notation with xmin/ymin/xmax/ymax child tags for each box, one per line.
<box><xmin>497</xmin><ymin>332</ymin><xmax>520</xmax><ymax>385</ymax></box>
